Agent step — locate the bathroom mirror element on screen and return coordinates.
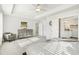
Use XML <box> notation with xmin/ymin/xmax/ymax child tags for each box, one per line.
<box><xmin>21</xmin><ymin>21</ymin><xmax>27</xmax><ymax>28</ymax></box>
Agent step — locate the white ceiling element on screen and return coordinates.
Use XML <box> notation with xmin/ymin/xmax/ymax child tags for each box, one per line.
<box><xmin>0</xmin><ymin>4</ymin><xmax>78</xmax><ymax>20</ymax></box>
<box><xmin>0</xmin><ymin>4</ymin><xmax>62</xmax><ymax>18</ymax></box>
<box><xmin>13</xmin><ymin>4</ymin><xmax>62</xmax><ymax>19</ymax></box>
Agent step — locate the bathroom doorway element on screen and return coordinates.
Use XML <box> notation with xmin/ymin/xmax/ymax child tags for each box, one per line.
<box><xmin>59</xmin><ymin>16</ymin><xmax>78</xmax><ymax>41</ymax></box>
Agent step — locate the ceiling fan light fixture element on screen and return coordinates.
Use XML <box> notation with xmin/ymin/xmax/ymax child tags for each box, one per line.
<box><xmin>35</xmin><ymin>4</ymin><xmax>41</xmax><ymax>12</ymax></box>
<box><xmin>36</xmin><ymin>8</ymin><xmax>41</xmax><ymax>12</ymax></box>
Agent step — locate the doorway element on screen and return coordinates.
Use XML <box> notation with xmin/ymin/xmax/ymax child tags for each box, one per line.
<box><xmin>59</xmin><ymin>16</ymin><xmax>78</xmax><ymax>41</ymax></box>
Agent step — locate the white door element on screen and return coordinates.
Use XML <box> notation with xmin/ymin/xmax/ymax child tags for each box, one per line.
<box><xmin>38</xmin><ymin>23</ymin><xmax>43</xmax><ymax>36</ymax></box>
<box><xmin>78</xmin><ymin>15</ymin><xmax>79</xmax><ymax>41</ymax></box>
<box><xmin>0</xmin><ymin>13</ymin><xmax>3</xmax><ymax>46</ymax></box>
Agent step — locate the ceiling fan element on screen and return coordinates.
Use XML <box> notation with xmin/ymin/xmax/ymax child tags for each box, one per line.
<box><xmin>35</xmin><ymin>4</ymin><xmax>45</xmax><ymax>12</ymax></box>
<box><xmin>35</xmin><ymin>4</ymin><xmax>41</xmax><ymax>12</ymax></box>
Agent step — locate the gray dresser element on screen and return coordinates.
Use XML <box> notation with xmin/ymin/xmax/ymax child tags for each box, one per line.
<box><xmin>18</xmin><ymin>28</ymin><xmax>33</xmax><ymax>39</ymax></box>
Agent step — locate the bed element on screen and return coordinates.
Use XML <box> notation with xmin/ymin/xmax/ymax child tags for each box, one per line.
<box><xmin>25</xmin><ymin>40</ymin><xmax>79</xmax><ymax>55</ymax></box>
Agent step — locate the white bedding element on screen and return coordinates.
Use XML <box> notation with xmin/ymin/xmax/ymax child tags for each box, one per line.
<box><xmin>1</xmin><ymin>37</ymin><xmax>79</xmax><ymax>55</ymax></box>
<box><xmin>15</xmin><ymin>37</ymin><xmax>40</xmax><ymax>48</ymax></box>
<box><xmin>26</xmin><ymin>41</ymin><xmax>79</xmax><ymax>55</ymax></box>
<box><xmin>43</xmin><ymin>42</ymin><xmax>79</xmax><ymax>55</ymax></box>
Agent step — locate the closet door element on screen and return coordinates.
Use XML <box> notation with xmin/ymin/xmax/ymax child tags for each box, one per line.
<box><xmin>38</xmin><ymin>23</ymin><xmax>43</xmax><ymax>36</ymax></box>
<box><xmin>35</xmin><ymin>23</ymin><xmax>39</xmax><ymax>36</ymax></box>
<box><xmin>0</xmin><ymin>13</ymin><xmax>3</xmax><ymax>46</ymax></box>
<box><xmin>78</xmin><ymin>15</ymin><xmax>79</xmax><ymax>41</ymax></box>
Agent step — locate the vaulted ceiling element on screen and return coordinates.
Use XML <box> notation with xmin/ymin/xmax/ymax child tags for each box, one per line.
<box><xmin>0</xmin><ymin>4</ymin><xmax>78</xmax><ymax>20</ymax></box>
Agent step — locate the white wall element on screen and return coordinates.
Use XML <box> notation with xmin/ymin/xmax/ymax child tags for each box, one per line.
<box><xmin>0</xmin><ymin>12</ymin><xmax>3</xmax><ymax>46</ymax></box>
<box><xmin>78</xmin><ymin>14</ymin><xmax>79</xmax><ymax>41</ymax></box>
<box><xmin>3</xmin><ymin>15</ymin><xmax>36</xmax><ymax>36</ymax></box>
<box><xmin>37</xmin><ymin>7</ymin><xmax>79</xmax><ymax>40</ymax></box>
<box><xmin>3</xmin><ymin>15</ymin><xmax>19</xmax><ymax>34</ymax></box>
<box><xmin>38</xmin><ymin>17</ymin><xmax>59</xmax><ymax>39</ymax></box>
